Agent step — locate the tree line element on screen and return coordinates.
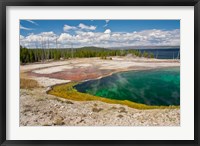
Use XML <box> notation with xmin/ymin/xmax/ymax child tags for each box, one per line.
<box><xmin>20</xmin><ymin>46</ymin><xmax>154</xmax><ymax>64</ymax></box>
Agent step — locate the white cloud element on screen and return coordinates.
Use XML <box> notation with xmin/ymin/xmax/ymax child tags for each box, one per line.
<box><xmin>20</xmin><ymin>29</ymin><xmax>180</xmax><ymax>48</ymax></box>
<box><xmin>104</xmin><ymin>29</ymin><xmax>111</xmax><ymax>34</ymax></box>
<box><xmin>40</xmin><ymin>31</ymin><xmax>56</xmax><ymax>37</ymax></box>
<box><xmin>58</xmin><ymin>33</ymin><xmax>74</xmax><ymax>43</ymax></box>
<box><xmin>25</xmin><ymin>20</ymin><xmax>38</xmax><ymax>26</ymax></box>
<box><xmin>20</xmin><ymin>31</ymin><xmax>59</xmax><ymax>48</ymax></box>
<box><xmin>78</xmin><ymin>23</ymin><xmax>96</xmax><ymax>30</ymax></box>
<box><xmin>20</xmin><ymin>25</ymin><xmax>33</xmax><ymax>30</ymax></box>
<box><xmin>63</xmin><ymin>25</ymin><xmax>77</xmax><ymax>32</ymax></box>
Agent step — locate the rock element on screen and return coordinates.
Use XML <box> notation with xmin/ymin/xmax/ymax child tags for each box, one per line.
<box><xmin>118</xmin><ymin>107</ymin><xmax>127</xmax><ymax>113</ymax></box>
<box><xmin>53</xmin><ymin>115</ymin><xmax>64</xmax><ymax>125</ymax></box>
<box><xmin>92</xmin><ymin>108</ymin><xmax>103</xmax><ymax>113</ymax></box>
<box><xmin>65</xmin><ymin>100</ymin><xmax>74</xmax><ymax>104</ymax></box>
<box><xmin>117</xmin><ymin>115</ymin><xmax>124</xmax><ymax>118</ymax></box>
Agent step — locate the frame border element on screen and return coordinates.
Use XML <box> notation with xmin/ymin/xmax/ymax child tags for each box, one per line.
<box><xmin>0</xmin><ymin>0</ymin><xmax>199</xmax><ymax>145</ymax></box>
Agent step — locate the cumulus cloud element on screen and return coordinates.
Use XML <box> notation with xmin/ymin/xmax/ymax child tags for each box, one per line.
<box><xmin>78</xmin><ymin>23</ymin><xmax>96</xmax><ymax>30</ymax></box>
<box><xmin>40</xmin><ymin>31</ymin><xmax>56</xmax><ymax>37</ymax></box>
<box><xmin>20</xmin><ymin>29</ymin><xmax>180</xmax><ymax>48</ymax></box>
<box><xmin>20</xmin><ymin>31</ymin><xmax>59</xmax><ymax>48</ymax></box>
<box><xmin>104</xmin><ymin>29</ymin><xmax>111</xmax><ymax>34</ymax></box>
<box><xmin>63</xmin><ymin>24</ymin><xmax>77</xmax><ymax>32</ymax></box>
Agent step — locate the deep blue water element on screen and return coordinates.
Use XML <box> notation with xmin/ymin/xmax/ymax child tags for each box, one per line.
<box><xmin>139</xmin><ymin>48</ymin><xmax>180</xmax><ymax>59</ymax></box>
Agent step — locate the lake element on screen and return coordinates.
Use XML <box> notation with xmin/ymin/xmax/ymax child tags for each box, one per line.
<box><xmin>74</xmin><ymin>67</ymin><xmax>180</xmax><ymax>106</ymax></box>
<box><xmin>139</xmin><ymin>48</ymin><xmax>180</xmax><ymax>59</ymax></box>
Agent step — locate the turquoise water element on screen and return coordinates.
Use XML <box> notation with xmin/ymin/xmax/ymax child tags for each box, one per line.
<box><xmin>74</xmin><ymin>67</ymin><xmax>180</xmax><ymax>106</ymax></box>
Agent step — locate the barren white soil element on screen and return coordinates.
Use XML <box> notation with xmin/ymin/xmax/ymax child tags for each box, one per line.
<box><xmin>33</xmin><ymin>77</ymin><xmax>71</xmax><ymax>87</ymax></box>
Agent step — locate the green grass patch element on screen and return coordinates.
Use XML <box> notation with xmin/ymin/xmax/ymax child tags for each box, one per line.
<box><xmin>47</xmin><ymin>82</ymin><xmax>180</xmax><ymax>110</ymax></box>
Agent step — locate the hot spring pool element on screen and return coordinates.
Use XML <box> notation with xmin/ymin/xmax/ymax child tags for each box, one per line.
<box><xmin>74</xmin><ymin>67</ymin><xmax>180</xmax><ymax>106</ymax></box>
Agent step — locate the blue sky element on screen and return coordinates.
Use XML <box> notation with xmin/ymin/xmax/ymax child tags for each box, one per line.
<box><xmin>20</xmin><ymin>20</ymin><xmax>180</xmax><ymax>48</ymax></box>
